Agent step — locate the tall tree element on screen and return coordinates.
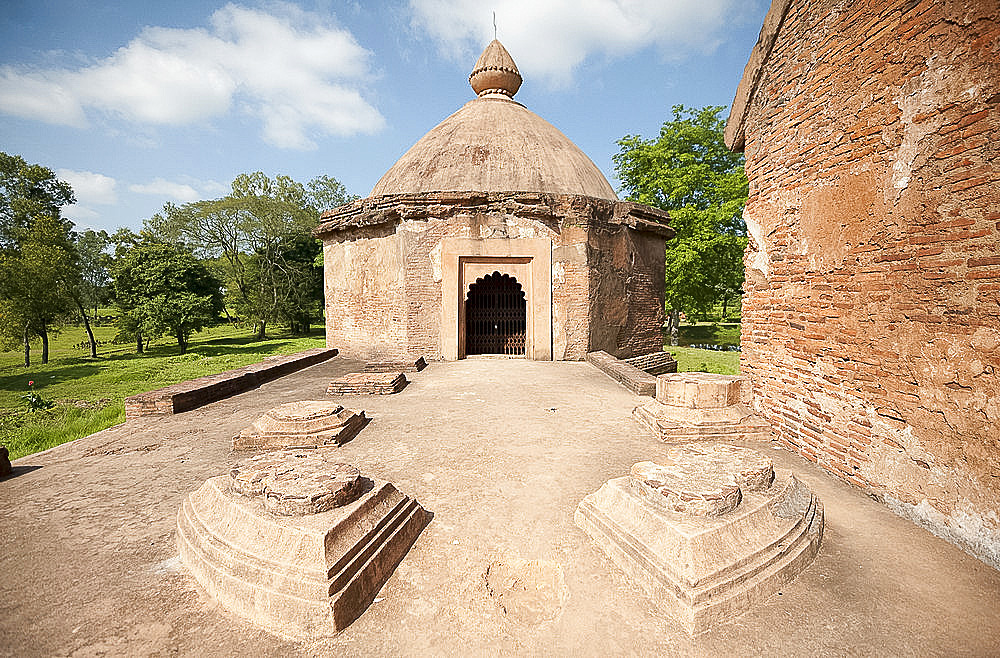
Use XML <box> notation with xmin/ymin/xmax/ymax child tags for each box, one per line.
<box><xmin>0</xmin><ymin>215</ymin><xmax>78</xmax><ymax>364</ymax></box>
<box><xmin>110</xmin><ymin>237</ymin><xmax>223</xmax><ymax>354</ymax></box>
<box><xmin>147</xmin><ymin>172</ymin><xmax>353</xmax><ymax>339</ymax></box>
<box><xmin>68</xmin><ymin>229</ymin><xmax>111</xmax><ymax>357</ymax></box>
<box><xmin>0</xmin><ymin>153</ymin><xmax>78</xmax><ymax>365</ymax></box>
<box><xmin>614</xmin><ymin>105</ymin><xmax>748</xmax><ymax>343</ymax></box>
<box><xmin>0</xmin><ymin>152</ymin><xmax>74</xmax><ymax>249</ymax></box>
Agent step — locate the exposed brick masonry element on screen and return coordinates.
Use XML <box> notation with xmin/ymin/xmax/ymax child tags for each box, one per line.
<box><xmin>732</xmin><ymin>0</ymin><xmax>999</xmax><ymax>566</ymax></box>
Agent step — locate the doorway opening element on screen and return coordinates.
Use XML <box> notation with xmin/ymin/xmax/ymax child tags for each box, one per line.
<box><xmin>465</xmin><ymin>271</ymin><xmax>527</xmax><ymax>356</ymax></box>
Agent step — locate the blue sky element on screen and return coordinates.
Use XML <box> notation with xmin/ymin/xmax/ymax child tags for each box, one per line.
<box><xmin>0</xmin><ymin>1</ymin><xmax>767</xmax><ymax>233</ymax></box>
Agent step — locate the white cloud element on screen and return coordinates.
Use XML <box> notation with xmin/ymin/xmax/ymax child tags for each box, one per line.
<box><xmin>129</xmin><ymin>178</ymin><xmax>202</xmax><ymax>202</ymax></box>
<box><xmin>0</xmin><ymin>3</ymin><xmax>384</xmax><ymax>148</ymax></box>
<box><xmin>410</xmin><ymin>0</ymin><xmax>739</xmax><ymax>84</ymax></box>
<box><xmin>56</xmin><ymin>169</ymin><xmax>118</xmax><ymax>224</ymax></box>
<box><xmin>57</xmin><ymin>169</ymin><xmax>118</xmax><ymax>205</ymax></box>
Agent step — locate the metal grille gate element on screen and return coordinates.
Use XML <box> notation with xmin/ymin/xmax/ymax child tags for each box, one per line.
<box><xmin>465</xmin><ymin>272</ymin><xmax>527</xmax><ymax>356</ymax></box>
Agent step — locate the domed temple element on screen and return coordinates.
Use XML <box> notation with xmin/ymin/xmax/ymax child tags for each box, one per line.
<box><xmin>315</xmin><ymin>40</ymin><xmax>673</xmax><ymax>361</ymax></box>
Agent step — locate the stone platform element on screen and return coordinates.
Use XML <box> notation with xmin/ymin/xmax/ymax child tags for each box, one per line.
<box><xmin>633</xmin><ymin>372</ymin><xmax>772</xmax><ymax>442</ymax></box>
<box><xmin>575</xmin><ymin>443</ymin><xmax>823</xmax><ymax>635</ymax></box>
<box><xmin>327</xmin><ymin>372</ymin><xmax>408</xmax><ymax>395</ymax></box>
<box><xmin>364</xmin><ymin>356</ymin><xmax>427</xmax><ymax>373</ymax></box>
<box><xmin>177</xmin><ymin>450</ymin><xmax>430</xmax><ymax>638</ymax></box>
<box><xmin>233</xmin><ymin>401</ymin><xmax>367</xmax><ymax>451</ymax></box>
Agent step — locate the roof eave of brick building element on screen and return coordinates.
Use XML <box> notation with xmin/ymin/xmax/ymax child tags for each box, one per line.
<box><xmin>725</xmin><ymin>0</ymin><xmax>794</xmax><ymax>153</ymax></box>
<box><xmin>313</xmin><ymin>192</ymin><xmax>673</xmax><ymax>239</ymax></box>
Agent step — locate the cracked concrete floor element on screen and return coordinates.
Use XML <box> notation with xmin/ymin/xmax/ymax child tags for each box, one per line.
<box><xmin>2</xmin><ymin>358</ymin><xmax>999</xmax><ymax>656</ymax></box>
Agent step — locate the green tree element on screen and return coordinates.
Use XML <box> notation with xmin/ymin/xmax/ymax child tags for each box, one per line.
<box><xmin>0</xmin><ymin>153</ymin><xmax>79</xmax><ymax>365</ymax></box>
<box><xmin>110</xmin><ymin>237</ymin><xmax>223</xmax><ymax>354</ymax></box>
<box><xmin>147</xmin><ymin>172</ymin><xmax>352</xmax><ymax>339</ymax></box>
<box><xmin>0</xmin><ymin>215</ymin><xmax>78</xmax><ymax>365</ymax></box>
<box><xmin>614</xmin><ymin>105</ymin><xmax>748</xmax><ymax>343</ymax></box>
<box><xmin>0</xmin><ymin>152</ymin><xmax>75</xmax><ymax>249</ymax></box>
<box><xmin>66</xmin><ymin>229</ymin><xmax>111</xmax><ymax>357</ymax></box>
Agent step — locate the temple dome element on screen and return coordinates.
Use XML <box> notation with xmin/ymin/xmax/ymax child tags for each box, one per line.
<box><xmin>370</xmin><ymin>40</ymin><xmax>617</xmax><ymax>201</ymax></box>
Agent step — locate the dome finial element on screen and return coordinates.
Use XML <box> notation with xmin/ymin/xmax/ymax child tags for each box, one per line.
<box><xmin>469</xmin><ymin>39</ymin><xmax>522</xmax><ymax>99</ymax></box>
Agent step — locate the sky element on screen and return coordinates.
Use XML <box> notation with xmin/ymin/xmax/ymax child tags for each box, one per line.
<box><xmin>0</xmin><ymin>0</ymin><xmax>768</xmax><ymax>234</ymax></box>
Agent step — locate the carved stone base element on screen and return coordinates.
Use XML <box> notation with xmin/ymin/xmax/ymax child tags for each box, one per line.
<box><xmin>233</xmin><ymin>401</ymin><xmax>366</xmax><ymax>451</ymax></box>
<box><xmin>327</xmin><ymin>372</ymin><xmax>408</xmax><ymax>395</ymax></box>
<box><xmin>364</xmin><ymin>356</ymin><xmax>427</xmax><ymax>373</ymax></box>
<box><xmin>575</xmin><ymin>444</ymin><xmax>823</xmax><ymax>634</ymax></box>
<box><xmin>177</xmin><ymin>450</ymin><xmax>430</xmax><ymax>638</ymax></box>
<box><xmin>633</xmin><ymin>373</ymin><xmax>772</xmax><ymax>442</ymax></box>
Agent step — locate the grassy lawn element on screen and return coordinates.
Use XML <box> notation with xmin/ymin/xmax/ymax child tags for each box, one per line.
<box><xmin>666</xmin><ymin>346</ymin><xmax>740</xmax><ymax>375</ymax></box>
<box><xmin>675</xmin><ymin>321</ymin><xmax>742</xmax><ymax>348</ymax></box>
<box><xmin>1</xmin><ymin>321</ymin><xmax>325</xmax><ymax>460</ymax></box>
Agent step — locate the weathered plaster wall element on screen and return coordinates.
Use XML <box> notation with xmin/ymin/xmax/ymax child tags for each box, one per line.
<box><xmin>587</xmin><ymin>226</ymin><xmax>666</xmax><ymax>359</ymax></box>
<box><xmin>318</xmin><ymin>193</ymin><xmax>670</xmax><ymax>361</ymax></box>
<box><xmin>737</xmin><ymin>0</ymin><xmax>1000</xmax><ymax>567</ymax></box>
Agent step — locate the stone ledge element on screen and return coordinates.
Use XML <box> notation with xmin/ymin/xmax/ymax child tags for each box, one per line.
<box><xmin>124</xmin><ymin>348</ymin><xmax>339</xmax><ymax>419</ymax></box>
<box><xmin>622</xmin><ymin>351</ymin><xmax>679</xmax><ymax>376</ymax></box>
<box><xmin>586</xmin><ymin>351</ymin><xmax>658</xmax><ymax>396</ymax></box>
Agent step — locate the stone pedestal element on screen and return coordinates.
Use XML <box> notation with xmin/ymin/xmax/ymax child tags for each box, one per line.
<box><xmin>364</xmin><ymin>356</ymin><xmax>427</xmax><ymax>373</ymax></box>
<box><xmin>633</xmin><ymin>373</ymin><xmax>771</xmax><ymax>442</ymax></box>
<box><xmin>233</xmin><ymin>401</ymin><xmax>366</xmax><ymax>450</ymax></box>
<box><xmin>327</xmin><ymin>372</ymin><xmax>408</xmax><ymax>395</ymax></box>
<box><xmin>177</xmin><ymin>450</ymin><xmax>430</xmax><ymax>638</ymax></box>
<box><xmin>575</xmin><ymin>443</ymin><xmax>823</xmax><ymax>635</ymax></box>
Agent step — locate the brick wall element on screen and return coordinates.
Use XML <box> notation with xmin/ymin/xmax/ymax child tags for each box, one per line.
<box><xmin>735</xmin><ymin>0</ymin><xmax>1000</xmax><ymax>567</ymax></box>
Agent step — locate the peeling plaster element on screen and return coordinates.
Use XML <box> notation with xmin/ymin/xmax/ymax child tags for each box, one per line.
<box><xmin>892</xmin><ymin>57</ymin><xmax>953</xmax><ymax>192</ymax></box>
<box><xmin>430</xmin><ymin>242</ymin><xmax>442</xmax><ymax>283</ymax></box>
<box><xmin>886</xmin><ymin>495</ymin><xmax>1000</xmax><ymax>570</ymax></box>
<box><xmin>745</xmin><ymin>211</ymin><xmax>770</xmax><ymax>279</ymax></box>
<box><xmin>551</xmin><ymin>261</ymin><xmax>565</xmax><ymax>284</ymax></box>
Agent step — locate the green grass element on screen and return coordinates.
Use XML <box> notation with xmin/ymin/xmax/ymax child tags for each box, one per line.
<box><xmin>674</xmin><ymin>322</ymin><xmax>741</xmax><ymax>348</ymax></box>
<box><xmin>1</xmin><ymin>321</ymin><xmax>326</xmax><ymax>460</ymax></box>
<box><xmin>666</xmin><ymin>346</ymin><xmax>741</xmax><ymax>375</ymax></box>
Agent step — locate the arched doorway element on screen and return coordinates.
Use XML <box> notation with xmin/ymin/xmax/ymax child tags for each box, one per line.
<box><xmin>465</xmin><ymin>271</ymin><xmax>527</xmax><ymax>356</ymax></box>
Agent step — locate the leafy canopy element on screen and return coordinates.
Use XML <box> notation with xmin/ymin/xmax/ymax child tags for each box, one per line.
<box><xmin>146</xmin><ymin>172</ymin><xmax>352</xmax><ymax>338</ymax></box>
<box><xmin>614</xmin><ymin>105</ymin><xmax>748</xmax><ymax>319</ymax></box>
<box><xmin>110</xmin><ymin>236</ymin><xmax>223</xmax><ymax>354</ymax></box>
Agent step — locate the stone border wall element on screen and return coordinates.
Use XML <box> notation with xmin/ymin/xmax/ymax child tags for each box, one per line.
<box><xmin>586</xmin><ymin>351</ymin><xmax>657</xmax><ymax>396</ymax></box>
<box><xmin>124</xmin><ymin>348</ymin><xmax>339</xmax><ymax>418</ymax></box>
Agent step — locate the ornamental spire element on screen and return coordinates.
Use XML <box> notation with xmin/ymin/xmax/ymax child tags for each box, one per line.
<box><xmin>469</xmin><ymin>39</ymin><xmax>522</xmax><ymax>99</ymax></box>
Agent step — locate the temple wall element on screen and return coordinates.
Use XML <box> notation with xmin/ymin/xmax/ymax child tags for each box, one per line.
<box><xmin>737</xmin><ymin>0</ymin><xmax>1000</xmax><ymax>567</ymax></box>
<box><xmin>319</xmin><ymin>193</ymin><xmax>670</xmax><ymax>362</ymax></box>
<box><xmin>587</xmin><ymin>226</ymin><xmax>666</xmax><ymax>359</ymax></box>
<box><xmin>323</xmin><ymin>232</ymin><xmax>408</xmax><ymax>360</ymax></box>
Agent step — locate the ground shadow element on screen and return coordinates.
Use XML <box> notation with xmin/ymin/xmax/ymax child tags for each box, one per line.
<box><xmin>1</xmin><ymin>464</ymin><xmax>42</xmax><ymax>480</ymax></box>
<box><xmin>0</xmin><ymin>363</ymin><xmax>102</xmax><ymax>393</ymax></box>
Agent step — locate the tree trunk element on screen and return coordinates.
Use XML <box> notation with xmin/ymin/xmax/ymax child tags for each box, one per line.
<box><xmin>75</xmin><ymin>297</ymin><xmax>98</xmax><ymax>358</ymax></box>
<box><xmin>40</xmin><ymin>325</ymin><xmax>49</xmax><ymax>364</ymax></box>
<box><xmin>136</xmin><ymin>330</ymin><xmax>144</xmax><ymax>354</ymax></box>
<box><xmin>670</xmin><ymin>309</ymin><xmax>680</xmax><ymax>347</ymax></box>
<box><xmin>177</xmin><ymin>329</ymin><xmax>187</xmax><ymax>354</ymax></box>
<box><xmin>23</xmin><ymin>323</ymin><xmax>31</xmax><ymax>368</ymax></box>
<box><xmin>721</xmin><ymin>296</ymin><xmax>729</xmax><ymax>321</ymax></box>
<box><xmin>256</xmin><ymin>320</ymin><xmax>267</xmax><ymax>341</ymax></box>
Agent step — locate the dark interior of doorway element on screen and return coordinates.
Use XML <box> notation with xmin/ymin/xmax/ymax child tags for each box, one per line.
<box><xmin>465</xmin><ymin>271</ymin><xmax>526</xmax><ymax>356</ymax></box>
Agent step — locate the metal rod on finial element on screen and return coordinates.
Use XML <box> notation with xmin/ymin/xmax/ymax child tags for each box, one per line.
<box><xmin>493</xmin><ymin>11</ymin><xmax>497</xmax><ymax>39</ymax></box>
